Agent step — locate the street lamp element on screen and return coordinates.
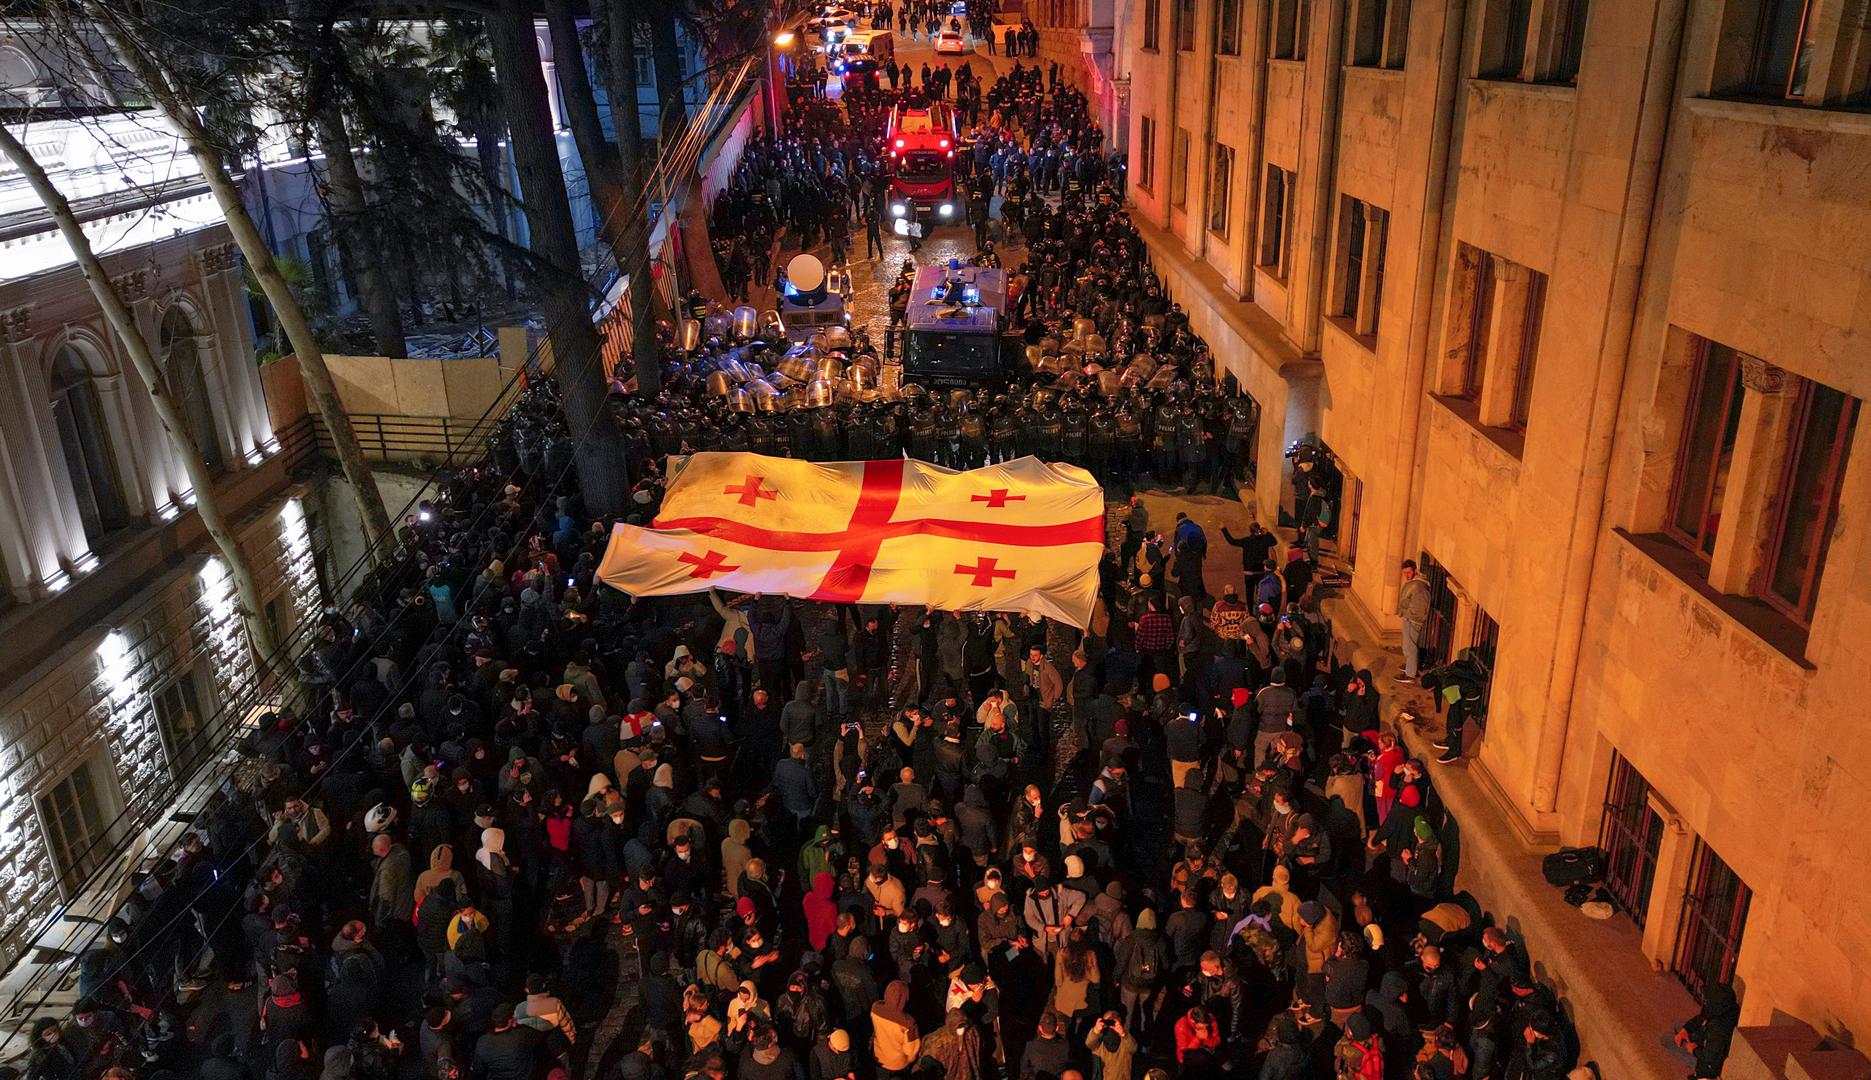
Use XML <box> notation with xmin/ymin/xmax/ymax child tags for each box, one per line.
<box><xmin>773</xmin><ymin>30</ymin><xmax>797</xmax><ymax>47</ymax></box>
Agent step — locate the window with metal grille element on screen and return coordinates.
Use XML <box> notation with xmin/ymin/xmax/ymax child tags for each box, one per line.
<box><xmin>1597</xmin><ymin>754</ymin><xmax>1663</xmax><ymax>927</ymax></box>
<box><xmin>1419</xmin><ymin>550</ymin><xmax>1457</xmax><ymax>669</ymax></box>
<box><xmin>1466</xmin><ymin>606</ymin><xmax>1499</xmax><ymax>727</ymax></box>
<box><xmin>1674</xmin><ymin>840</ymin><xmax>1751</xmax><ymax>1002</ymax></box>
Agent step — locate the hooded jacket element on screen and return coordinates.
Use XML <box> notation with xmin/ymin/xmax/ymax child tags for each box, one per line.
<box><xmin>721</xmin><ymin>819</ymin><xmax>755</xmax><ymax>896</ymax></box>
<box><xmin>1114</xmin><ymin>908</ymin><xmax>1168</xmax><ymax>988</ymax></box>
<box><xmin>1251</xmin><ymin>864</ymin><xmax>1301</xmax><ymax>932</ymax></box>
<box><xmin>1299</xmin><ymin>907</ymin><xmax>1341</xmax><ymax>976</ymax></box>
<box><xmin>870</xmin><ymin>981</ymin><xmax>922</xmax><ymax>1071</ymax></box>
<box><xmin>804</xmin><ymin>872</ymin><xmax>840</xmax><ymax>951</ymax></box>
<box><xmin>413</xmin><ymin>845</ymin><xmax>467</xmax><ymax>910</ymax></box>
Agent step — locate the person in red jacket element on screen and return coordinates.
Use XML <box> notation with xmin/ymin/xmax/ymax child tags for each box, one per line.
<box><xmin>804</xmin><ymin>871</ymin><xmax>840</xmax><ymax>952</ymax></box>
<box><xmin>1173</xmin><ymin>1006</ymin><xmax>1220</xmax><ymax>1067</ymax></box>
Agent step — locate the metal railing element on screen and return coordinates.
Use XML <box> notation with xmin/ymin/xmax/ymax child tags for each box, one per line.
<box><xmin>312</xmin><ymin>412</ymin><xmax>503</xmax><ymax>463</ymax></box>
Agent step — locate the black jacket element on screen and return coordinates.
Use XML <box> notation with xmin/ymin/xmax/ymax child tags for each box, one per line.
<box><xmin>470</xmin><ymin>1025</ymin><xmax>541</xmax><ymax>1080</ymax></box>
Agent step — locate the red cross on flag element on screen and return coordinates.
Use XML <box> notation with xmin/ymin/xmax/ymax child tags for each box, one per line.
<box><xmin>597</xmin><ymin>452</ymin><xmax>1106</xmax><ymax>627</ymax></box>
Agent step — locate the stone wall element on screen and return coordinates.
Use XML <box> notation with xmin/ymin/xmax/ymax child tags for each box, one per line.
<box><xmin>0</xmin><ymin>493</ymin><xmax>323</xmax><ymax>966</ymax></box>
<box><xmin>1117</xmin><ymin>0</ymin><xmax>1871</xmax><ymax>1054</ymax></box>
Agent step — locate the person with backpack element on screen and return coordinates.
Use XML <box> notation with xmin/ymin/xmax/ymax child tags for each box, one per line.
<box><xmin>1334</xmin><ymin>1013</ymin><xmax>1385</xmax><ymax>1079</ymax></box>
<box><xmin>1114</xmin><ymin>908</ymin><xmax>1168</xmax><ymax>1030</ymax></box>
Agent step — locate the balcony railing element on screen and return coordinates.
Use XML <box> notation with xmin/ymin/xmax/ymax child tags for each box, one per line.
<box><xmin>298</xmin><ymin>411</ymin><xmax>503</xmax><ymax>464</ymax></box>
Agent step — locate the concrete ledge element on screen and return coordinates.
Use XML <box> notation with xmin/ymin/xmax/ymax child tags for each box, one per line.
<box><xmin>1324</xmin><ymin>616</ymin><xmax>1700</xmax><ymax>1079</ymax></box>
<box><xmin>1728</xmin><ymin>1019</ymin><xmax>1871</xmax><ymax>1080</ymax></box>
<box><xmin>1412</xmin><ymin>722</ymin><xmax>1698</xmax><ymax>1078</ymax></box>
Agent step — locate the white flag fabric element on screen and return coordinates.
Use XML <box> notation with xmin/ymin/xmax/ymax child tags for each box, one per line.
<box><xmin>597</xmin><ymin>452</ymin><xmax>1106</xmax><ymax>627</ymax></box>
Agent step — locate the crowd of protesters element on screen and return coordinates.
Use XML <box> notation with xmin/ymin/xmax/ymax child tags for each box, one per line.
<box><xmin>13</xmin><ymin>40</ymin><xmax>1726</xmax><ymax>1080</ymax></box>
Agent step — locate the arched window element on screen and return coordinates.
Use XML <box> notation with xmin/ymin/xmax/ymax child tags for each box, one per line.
<box><xmin>49</xmin><ymin>346</ymin><xmax>129</xmax><ymax>543</ymax></box>
<box><xmin>160</xmin><ymin>306</ymin><xmax>223</xmax><ymax>473</ymax></box>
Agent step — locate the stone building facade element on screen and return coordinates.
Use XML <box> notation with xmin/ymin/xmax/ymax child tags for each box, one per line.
<box><xmin>0</xmin><ymin>113</ymin><xmax>325</xmax><ymax>968</ymax></box>
<box><xmin>1112</xmin><ymin>0</ymin><xmax>1871</xmax><ymax>1070</ymax></box>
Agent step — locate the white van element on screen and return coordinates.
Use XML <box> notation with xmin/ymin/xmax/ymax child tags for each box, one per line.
<box><xmin>837</xmin><ymin>29</ymin><xmax>895</xmax><ymax>73</ymax></box>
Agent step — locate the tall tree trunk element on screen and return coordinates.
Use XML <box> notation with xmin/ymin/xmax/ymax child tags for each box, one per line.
<box><xmin>290</xmin><ymin>0</ymin><xmax>406</xmax><ymax>356</ymax></box>
<box><xmin>0</xmin><ymin>123</ymin><xmax>282</xmax><ymax>669</ymax></box>
<box><xmin>603</xmin><ymin>0</ymin><xmax>646</xmax><ymax>190</ymax></box>
<box><xmin>487</xmin><ymin>3</ymin><xmax>632</xmax><ymax>514</ymax></box>
<box><xmin>650</xmin><ymin>9</ymin><xmax>688</xmax><ymax>153</ymax></box>
<box><xmin>547</xmin><ymin>0</ymin><xmax>660</xmax><ymax>395</ymax></box>
<box><xmin>314</xmin><ymin>106</ymin><xmax>409</xmax><ymax>357</ymax></box>
<box><xmin>603</xmin><ymin>0</ymin><xmax>661</xmax><ymax>395</ymax></box>
<box><xmin>543</xmin><ymin>0</ymin><xmax>627</xmax><ymax>258</ymax></box>
<box><xmin>88</xmin><ymin>5</ymin><xmax>394</xmax><ymax>556</ymax></box>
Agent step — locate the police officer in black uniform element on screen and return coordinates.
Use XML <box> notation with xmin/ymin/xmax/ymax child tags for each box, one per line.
<box><xmin>1060</xmin><ymin>399</ymin><xmax>1086</xmax><ymax>470</ymax></box>
<box><xmin>1115</xmin><ymin>403</ymin><xmax>1142</xmax><ymax>479</ymax></box>
<box><xmin>990</xmin><ymin>404</ymin><xmax>1019</xmax><ymax>463</ymax></box>
<box><xmin>1035</xmin><ymin>400</ymin><xmax>1064</xmax><ymax>462</ymax></box>
<box><xmin>908</xmin><ymin>404</ymin><xmax>938</xmax><ymax>462</ymax></box>
<box><xmin>1225</xmin><ymin>395</ymin><xmax>1256</xmax><ymax>486</ymax></box>
<box><xmin>1087</xmin><ymin>406</ymin><xmax>1115</xmax><ymax>482</ymax></box>
<box><xmin>813</xmin><ymin>403</ymin><xmax>844</xmax><ymax>460</ymax></box>
<box><xmin>958</xmin><ymin>403</ymin><xmax>988</xmax><ymax>469</ymax></box>
<box><xmin>1177</xmin><ymin>403</ymin><xmax>1206</xmax><ymax>490</ymax></box>
<box><xmin>937</xmin><ymin>402</ymin><xmax>962</xmax><ymax>468</ymax></box>
<box><xmin>789</xmin><ymin>408</ymin><xmax>815</xmax><ymax>460</ymax></box>
<box><xmin>1151</xmin><ymin>396</ymin><xmax>1179</xmax><ymax>480</ymax></box>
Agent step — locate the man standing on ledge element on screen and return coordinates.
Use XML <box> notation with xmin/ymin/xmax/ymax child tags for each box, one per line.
<box><xmin>1397</xmin><ymin>559</ymin><xmax>1430</xmax><ymax>684</ymax></box>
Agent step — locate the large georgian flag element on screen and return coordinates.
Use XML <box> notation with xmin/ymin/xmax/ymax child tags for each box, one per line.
<box><xmin>598</xmin><ymin>452</ymin><xmax>1106</xmax><ymax>627</ymax></box>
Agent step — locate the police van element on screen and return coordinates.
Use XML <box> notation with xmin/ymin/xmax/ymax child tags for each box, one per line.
<box><xmin>836</xmin><ymin>29</ymin><xmax>894</xmax><ymax>73</ymax></box>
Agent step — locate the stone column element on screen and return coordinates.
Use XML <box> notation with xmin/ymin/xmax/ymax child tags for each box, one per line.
<box><xmin>0</xmin><ymin>313</ymin><xmax>53</xmax><ymax>598</ymax></box>
<box><xmin>1437</xmin><ymin>246</ymin><xmax>1485</xmax><ymax>395</ymax></box>
<box><xmin>89</xmin><ymin>374</ymin><xmax>152</xmax><ymax>520</ymax></box>
<box><xmin>1639</xmin><ymin>790</ymin><xmax>1695</xmax><ymax>967</ymax></box>
<box><xmin>191</xmin><ymin>332</ymin><xmax>244</xmax><ymax>469</ymax></box>
<box><xmin>0</xmin><ymin>306</ymin><xmax>92</xmax><ymax>590</ymax></box>
<box><xmin>112</xmin><ymin>270</ymin><xmax>182</xmax><ymax>517</ymax></box>
<box><xmin>1707</xmin><ymin>355</ymin><xmax>1798</xmax><ymax>596</ymax></box>
<box><xmin>1354</xmin><ymin>207</ymin><xmax>1387</xmax><ymax>337</ymax></box>
<box><xmin>125</xmin><ymin>282</ymin><xmax>190</xmax><ymax>513</ymax></box>
<box><xmin>199</xmin><ymin>243</ymin><xmax>275</xmax><ymax>459</ymax></box>
<box><xmin>1477</xmin><ymin>259</ymin><xmax>1530</xmax><ymax>428</ymax></box>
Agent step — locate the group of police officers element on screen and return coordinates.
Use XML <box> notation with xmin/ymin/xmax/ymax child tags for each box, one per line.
<box><xmin>626</xmin><ymin>376</ymin><xmax>1257</xmax><ymax>491</ymax></box>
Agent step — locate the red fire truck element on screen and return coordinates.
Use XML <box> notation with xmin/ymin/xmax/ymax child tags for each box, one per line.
<box><xmin>884</xmin><ymin>102</ymin><xmax>960</xmax><ymax>226</ymax></box>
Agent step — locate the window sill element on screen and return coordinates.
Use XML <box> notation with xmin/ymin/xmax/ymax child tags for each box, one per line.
<box><xmin>1467</xmin><ymin>76</ymin><xmax>1577</xmax><ymax>97</ymax></box>
<box><xmin>1343</xmin><ymin>64</ymin><xmax>1406</xmax><ymax>79</ymax></box>
<box><xmin>1268</xmin><ymin>57</ymin><xmax>1305</xmax><ymax>67</ymax></box>
<box><xmin>1431</xmin><ymin>394</ymin><xmax>1525</xmax><ymax>459</ymax></box>
<box><xmin>1208</xmin><ymin>226</ymin><xmax>1230</xmax><ymax>242</ymax></box>
<box><xmin>1686</xmin><ymin>95</ymin><xmax>1871</xmax><ymax>133</ymax></box>
<box><xmin>1615</xmin><ymin>530</ymin><xmax>1815</xmax><ymax>670</ymax></box>
<box><xmin>1324</xmin><ymin>315</ymin><xmax>1377</xmax><ymax>353</ymax></box>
